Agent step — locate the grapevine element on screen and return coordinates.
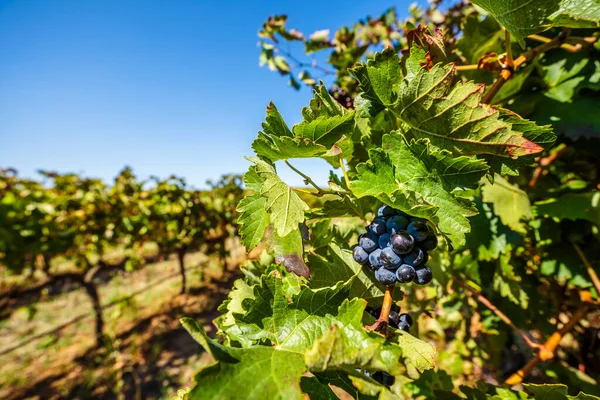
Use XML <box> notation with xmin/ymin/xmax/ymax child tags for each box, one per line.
<box><xmin>178</xmin><ymin>1</ymin><xmax>600</xmax><ymax>399</ymax></box>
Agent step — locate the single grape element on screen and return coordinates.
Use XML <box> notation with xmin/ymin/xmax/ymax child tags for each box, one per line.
<box><xmin>396</xmin><ymin>264</ymin><xmax>416</xmax><ymax>283</ymax></box>
<box><xmin>389</xmin><ymin>310</ymin><xmax>399</xmax><ymax>328</ymax></box>
<box><xmin>380</xmin><ymin>247</ymin><xmax>402</xmax><ymax>269</ymax></box>
<box><xmin>378</xmin><ymin>233</ymin><xmax>391</xmax><ymax>248</ymax></box>
<box><xmin>420</xmin><ymin>234</ymin><xmax>438</xmax><ymax>251</ymax></box>
<box><xmin>372</xmin><ymin>371</ymin><xmax>395</xmax><ymax>387</ymax></box>
<box><xmin>398</xmin><ymin>313</ymin><xmax>413</xmax><ymax>326</ymax></box>
<box><xmin>375</xmin><ymin>266</ymin><xmax>397</xmax><ymax>285</ymax></box>
<box><xmin>390</xmin><ymin>231</ymin><xmax>414</xmax><ymax>255</ymax></box>
<box><xmin>359</xmin><ymin>232</ymin><xmax>378</xmax><ymax>253</ymax></box>
<box><xmin>370</xmin><ymin>216</ymin><xmax>387</xmax><ymax>235</ymax></box>
<box><xmin>414</xmin><ymin>265</ymin><xmax>433</xmax><ymax>285</ymax></box>
<box><xmin>407</xmin><ymin>220</ymin><xmax>429</xmax><ymax>242</ymax></box>
<box><xmin>403</xmin><ymin>247</ymin><xmax>424</xmax><ymax>266</ymax></box>
<box><xmin>398</xmin><ymin>321</ymin><xmax>411</xmax><ymax>332</ymax></box>
<box><xmin>420</xmin><ymin>249</ymin><xmax>429</xmax><ymax>265</ymax></box>
<box><xmin>386</xmin><ymin>215</ymin><xmax>409</xmax><ymax>233</ymax></box>
<box><xmin>368</xmin><ymin>248</ymin><xmax>383</xmax><ymax>268</ymax></box>
<box><xmin>377</xmin><ymin>205</ymin><xmax>396</xmax><ymax>217</ymax></box>
<box><xmin>353</xmin><ymin>246</ymin><xmax>369</xmax><ymax>264</ymax></box>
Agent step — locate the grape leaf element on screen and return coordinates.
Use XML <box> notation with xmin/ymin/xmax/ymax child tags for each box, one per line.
<box><xmin>482</xmin><ymin>174</ymin><xmax>533</xmax><ymax>233</ymax></box>
<box><xmin>350</xmin><ymin>48</ymin><xmax>402</xmax><ymax>107</ymax></box>
<box><xmin>524</xmin><ymin>383</ymin><xmax>600</xmax><ymax>400</ymax></box>
<box><xmin>471</xmin><ymin>0</ymin><xmax>600</xmax><ymax>46</ymax></box>
<box><xmin>252</xmin><ymin>90</ymin><xmax>355</xmax><ymax>162</ymax></box>
<box><xmin>299</xmin><ymin>376</ymin><xmax>340</xmax><ymax>400</ymax></box>
<box><xmin>236</xmin><ymin>183</ymin><xmax>270</xmax><ymax>250</ymax></box>
<box><xmin>181</xmin><ymin>318</ymin><xmax>306</xmax><ymax>400</ymax></box>
<box><xmin>533</xmin><ymin>191</ymin><xmax>600</xmax><ymax>226</ymax></box>
<box><xmin>393</xmin><ymin>63</ymin><xmax>544</xmax><ymax>159</ymax></box>
<box><xmin>215</xmin><ymin>278</ymin><xmax>256</xmax><ymax>346</ymax></box>
<box><xmin>466</xmin><ymin>200</ymin><xmax>521</xmax><ymax>260</ymax></box>
<box><xmin>351</xmin><ymin>134</ymin><xmax>488</xmax><ymax>246</ymax></box>
<box><xmin>250</xmin><ymin>157</ymin><xmax>309</xmax><ymax>237</ymax></box>
<box><xmin>305</xmin><ymin>301</ymin><xmax>436</xmax><ymax>374</ymax></box>
<box><xmin>308</xmin><ymin>244</ymin><xmax>402</xmax><ymax>307</ymax></box>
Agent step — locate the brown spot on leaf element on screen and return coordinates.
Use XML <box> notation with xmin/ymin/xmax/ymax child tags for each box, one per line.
<box><xmin>276</xmin><ymin>253</ymin><xmax>310</xmax><ymax>279</ymax></box>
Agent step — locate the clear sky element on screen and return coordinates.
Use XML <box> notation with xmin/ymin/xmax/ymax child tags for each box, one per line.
<box><xmin>0</xmin><ymin>0</ymin><xmax>418</xmax><ymax>188</ymax></box>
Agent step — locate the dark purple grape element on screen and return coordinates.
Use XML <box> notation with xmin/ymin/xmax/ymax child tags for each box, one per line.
<box><xmin>398</xmin><ymin>321</ymin><xmax>411</xmax><ymax>332</ymax></box>
<box><xmin>420</xmin><ymin>234</ymin><xmax>438</xmax><ymax>251</ymax></box>
<box><xmin>377</xmin><ymin>205</ymin><xmax>396</xmax><ymax>217</ymax></box>
<box><xmin>396</xmin><ymin>264</ymin><xmax>416</xmax><ymax>283</ymax></box>
<box><xmin>386</xmin><ymin>215</ymin><xmax>409</xmax><ymax>233</ymax></box>
<box><xmin>375</xmin><ymin>267</ymin><xmax>397</xmax><ymax>285</ymax></box>
<box><xmin>389</xmin><ymin>310</ymin><xmax>399</xmax><ymax>328</ymax></box>
<box><xmin>380</xmin><ymin>247</ymin><xmax>402</xmax><ymax>269</ymax></box>
<box><xmin>378</xmin><ymin>233</ymin><xmax>391</xmax><ymax>248</ymax></box>
<box><xmin>359</xmin><ymin>232</ymin><xmax>378</xmax><ymax>253</ymax></box>
<box><xmin>353</xmin><ymin>246</ymin><xmax>369</xmax><ymax>264</ymax></box>
<box><xmin>420</xmin><ymin>249</ymin><xmax>429</xmax><ymax>265</ymax></box>
<box><xmin>407</xmin><ymin>220</ymin><xmax>429</xmax><ymax>242</ymax></box>
<box><xmin>414</xmin><ymin>265</ymin><xmax>433</xmax><ymax>285</ymax></box>
<box><xmin>370</xmin><ymin>217</ymin><xmax>387</xmax><ymax>235</ymax></box>
<box><xmin>368</xmin><ymin>248</ymin><xmax>383</xmax><ymax>268</ymax></box>
<box><xmin>372</xmin><ymin>371</ymin><xmax>395</xmax><ymax>387</ymax></box>
<box><xmin>390</xmin><ymin>231</ymin><xmax>414</xmax><ymax>255</ymax></box>
<box><xmin>399</xmin><ymin>313</ymin><xmax>413</xmax><ymax>326</ymax></box>
<box><xmin>403</xmin><ymin>247</ymin><xmax>424</xmax><ymax>267</ymax></box>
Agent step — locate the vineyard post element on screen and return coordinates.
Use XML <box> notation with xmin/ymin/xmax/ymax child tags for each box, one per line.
<box><xmin>177</xmin><ymin>248</ymin><xmax>187</xmax><ymax>294</ymax></box>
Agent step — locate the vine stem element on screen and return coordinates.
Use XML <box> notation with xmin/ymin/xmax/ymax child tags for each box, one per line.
<box><xmin>504</xmin><ymin>30</ymin><xmax>514</xmax><ymax>69</ymax></box>
<box><xmin>482</xmin><ymin>31</ymin><xmax>570</xmax><ymax>104</ymax></box>
<box><xmin>505</xmin><ymin>290</ymin><xmax>594</xmax><ymax>385</ymax></box>
<box><xmin>455</xmin><ymin>64</ymin><xmax>480</xmax><ymax>71</ymax></box>
<box><xmin>529</xmin><ymin>34</ymin><xmax>590</xmax><ymax>52</ymax></box>
<box><xmin>572</xmin><ymin>242</ymin><xmax>600</xmax><ymax>297</ymax></box>
<box><xmin>285</xmin><ymin>159</ymin><xmax>336</xmax><ymax>197</ymax></box>
<box><xmin>338</xmin><ymin>154</ymin><xmax>351</xmax><ymax>189</ymax></box>
<box><xmin>366</xmin><ymin>285</ymin><xmax>395</xmax><ymax>335</ymax></box>
<box><xmin>528</xmin><ymin>143</ymin><xmax>568</xmax><ymax>188</ymax></box>
<box><xmin>452</xmin><ymin>276</ymin><xmax>539</xmax><ymax>349</ymax></box>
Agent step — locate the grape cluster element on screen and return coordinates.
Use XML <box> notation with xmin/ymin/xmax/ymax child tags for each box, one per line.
<box><xmin>353</xmin><ymin>205</ymin><xmax>437</xmax><ymax>286</ymax></box>
<box><xmin>366</xmin><ymin>305</ymin><xmax>413</xmax><ymax>332</ymax></box>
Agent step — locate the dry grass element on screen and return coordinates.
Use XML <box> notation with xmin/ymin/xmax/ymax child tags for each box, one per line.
<box><xmin>0</xmin><ymin>246</ymin><xmax>242</xmax><ymax>399</ymax></box>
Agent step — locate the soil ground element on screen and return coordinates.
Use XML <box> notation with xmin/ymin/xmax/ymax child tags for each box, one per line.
<box><xmin>0</xmin><ymin>250</ymin><xmax>239</xmax><ymax>399</ymax></box>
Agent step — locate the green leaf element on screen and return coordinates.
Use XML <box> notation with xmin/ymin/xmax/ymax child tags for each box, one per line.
<box><xmin>534</xmin><ymin>191</ymin><xmax>600</xmax><ymax>226</ymax></box>
<box><xmin>457</xmin><ymin>15</ymin><xmax>503</xmax><ymax>66</ymax></box>
<box><xmin>252</xmin><ymin>88</ymin><xmax>355</xmax><ymax>162</ymax></box>
<box><xmin>524</xmin><ymin>383</ymin><xmax>600</xmax><ymax>400</ymax></box>
<box><xmin>308</xmin><ymin>244</ymin><xmax>392</xmax><ymax>307</ymax></box>
<box><xmin>267</xmin><ymin>227</ymin><xmax>309</xmax><ymax>279</ymax></box>
<box><xmin>249</xmin><ymin>157</ymin><xmax>308</xmax><ymax>237</ymax></box>
<box><xmin>305</xmin><ymin>301</ymin><xmax>436</xmax><ymax>374</ymax></box>
<box><xmin>481</xmin><ymin>175</ymin><xmax>533</xmax><ymax>233</ymax></box>
<box><xmin>351</xmin><ymin>134</ymin><xmax>488</xmax><ymax>246</ymax></box>
<box><xmin>215</xmin><ymin>279</ymin><xmax>256</xmax><ymax>346</ymax></box>
<box><xmin>299</xmin><ymin>376</ymin><xmax>339</xmax><ymax>400</ymax></box>
<box><xmin>182</xmin><ymin>318</ymin><xmax>306</xmax><ymax>400</ymax></box>
<box><xmin>237</xmin><ymin>166</ymin><xmax>270</xmax><ymax>250</ymax></box>
<box><xmin>394</xmin><ymin>330</ymin><xmax>437</xmax><ymax>372</ymax></box>
<box><xmin>394</xmin><ymin>63</ymin><xmax>544</xmax><ymax>159</ymax></box>
<box><xmin>350</xmin><ymin>48</ymin><xmax>402</xmax><ymax>107</ymax></box>
<box><xmin>471</xmin><ymin>0</ymin><xmax>600</xmax><ymax>46</ymax></box>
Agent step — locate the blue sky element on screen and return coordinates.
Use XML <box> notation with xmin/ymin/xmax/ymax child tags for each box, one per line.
<box><xmin>0</xmin><ymin>0</ymin><xmax>418</xmax><ymax>188</ymax></box>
